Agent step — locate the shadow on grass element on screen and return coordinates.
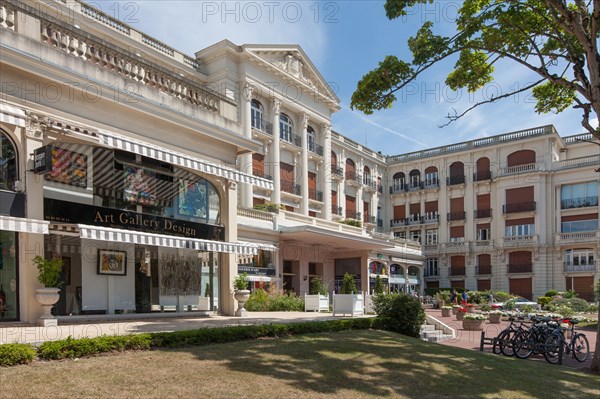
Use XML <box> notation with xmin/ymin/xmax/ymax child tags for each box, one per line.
<box><xmin>161</xmin><ymin>330</ymin><xmax>600</xmax><ymax>399</ymax></box>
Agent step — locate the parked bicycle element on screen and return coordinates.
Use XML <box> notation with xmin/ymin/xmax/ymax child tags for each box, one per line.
<box><xmin>492</xmin><ymin>315</ymin><xmax>529</xmax><ymax>357</ymax></box>
<box><xmin>543</xmin><ymin>319</ymin><xmax>590</xmax><ymax>364</ymax></box>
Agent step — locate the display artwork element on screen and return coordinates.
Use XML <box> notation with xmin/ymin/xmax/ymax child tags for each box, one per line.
<box><xmin>178</xmin><ymin>180</ymin><xmax>207</xmax><ymax>219</ymax></box>
<box><xmin>159</xmin><ymin>254</ymin><xmax>201</xmax><ymax>296</ymax></box>
<box><xmin>97</xmin><ymin>250</ymin><xmax>127</xmax><ymax>276</ymax></box>
<box><xmin>123</xmin><ymin>166</ymin><xmax>157</xmax><ymax>206</ymax></box>
<box><xmin>47</xmin><ymin>147</ymin><xmax>87</xmax><ymax>188</ymax></box>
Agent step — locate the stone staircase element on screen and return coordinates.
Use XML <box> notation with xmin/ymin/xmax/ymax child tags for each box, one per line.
<box><xmin>420</xmin><ymin>314</ymin><xmax>455</xmax><ymax>342</ymax></box>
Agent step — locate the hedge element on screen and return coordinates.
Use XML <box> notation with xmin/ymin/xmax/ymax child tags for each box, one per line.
<box><xmin>1</xmin><ymin>318</ymin><xmax>374</xmax><ymax>366</ymax></box>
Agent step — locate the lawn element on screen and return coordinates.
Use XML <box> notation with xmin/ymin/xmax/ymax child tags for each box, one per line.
<box><xmin>1</xmin><ymin>330</ymin><xmax>598</xmax><ymax>399</ymax></box>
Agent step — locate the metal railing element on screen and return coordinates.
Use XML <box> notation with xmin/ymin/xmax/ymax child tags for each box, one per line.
<box><xmin>280</xmin><ymin>129</ymin><xmax>301</xmax><ymax>146</ymax></box>
<box><xmin>345</xmin><ymin>210</ymin><xmax>361</xmax><ymax>220</ymax></box>
<box><xmin>251</xmin><ymin>117</ymin><xmax>273</xmax><ymax>135</ymax></box>
<box><xmin>389</xmin><ymin>185</ymin><xmax>407</xmax><ymax>194</ymax></box>
<box><xmin>503</xmin><ymin>201</ymin><xmax>536</xmax><ymax>214</ymax></box>
<box><xmin>331</xmin><ymin>166</ymin><xmax>344</xmax><ymax>178</ymax></box>
<box><xmin>390</xmin><ymin>219</ymin><xmax>407</xmax><ymax>227</ymax></box>
<box><xmin>450</xmin><ymin>267</ymin><xmax>466</xmax><ymax>276</ymax></box>
<box><xmin>476</xmin><ymin>265</ymin><xmax>492</xmax><ymax>275</ymax></box>
<box><xmin>447</xmin><ymin>211</ymin><xmax>466</xmax><ymax>221</ymax></box>
<box><xmin>507</xmin><ymin>263</ymin><xmax>533</xmax><ymax>273</ymax></box>
<box><xmin>561</xmin><ymin>196</ymin><xmax>598</xmax><ymax>209</ymax></box>
<box><xmin>309</xmin><ymin>141</ymin><xmax>323</xmax><ymax>156</ymax></box>
<box><xmin>308</xmin><ymin>189</ymin><xmax>323</xmax><ymax>202</ymax></box>
<box><xmin>473</xmin><ymin>171</ymin><xmax>492</xmax><ymax>181</ymax></box>
<box><xmin>331</xmin><ymin>205</ymin><xmax>343</xmax><ymax>216</ymax></box>
<box><xmin>281</xmin><ymin>180</ymin><xmax>301</xmax><ymax>195</ymax></box>
<box><xmin>345</xmin><ymin>171</ymin><xmax>362</xmax><ymax>184</ymax></box>
<box><xmin>563</xmin><ymin>261</ymin><xmax>596</xmax><ymax>272</ymax></box>
<box><xmin>363</xmin><ymin>178</ymin><xmax>378</xmax><ymax>190</ymax></box>
<box><xmin>365</xmin><ymin>215</ymin><xmax>376</xmax><ymax>224</ymax></box>
<box><xmin>423</xmin><ymin>179</ymin><xmax>440</xmax><ymax>189</ymax></box>
<box><xmin>474</xmin><ymin>209</ymin><xmax>492</xmax><ymax>219</ymax></box>
<box><xmin>447</xmin><ymin>175</ymin><xmax>466</xmax><ymax>185</ymax></box>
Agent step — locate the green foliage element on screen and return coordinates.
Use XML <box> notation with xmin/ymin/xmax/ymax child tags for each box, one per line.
<box><xmin>545</xmin><ymin>290</ymin><xmax>559</xmax><ymax>298</ymax></box>
<box><xmin>433</xmin><ymin>290</ymin><xmax>450</xmax><ymax>303</ymax></box>
<box><xmin>245</xmin><ymin>289</ymin><xmax>304</xmax><ymax>312</ymax></box>
<box><xmin>233</xmin><ymin>272</ymin><xmax>249</xmax><ymax>291</ymax></box>
<box><xmin>37</xmin><ymin>335</ymin><xmax>152</xmax><ymax>360</ymax></box>
<box><xmin>372</xmin><ymin>293</ymin><xmax>425</xmax><ymax>338</ymax></box>
<box><xmin>466</xmin><ymin>290</ymin><xmax>489</xmax><ymax>305</ymax></box>
<box><xmin>204</xmin><ymin>282</ymin><xmax>211</xmax><ymax>298</ymax></box>
<box><xmin>479</xmin><ymin>303</ymin><xmax>491</xmax><ymax>312</ymax></box>
<box><xmin>546</xmin><ymin>297</ymin><xmax>589</xmax><ymax>313</ymax></box>
<box><xmin>537</xmin><ymin>296</ymin><xmax>552</xmax><ymax>308</ymax></box>
<box><xmin>309</xmin><ymin>277</ymin><xmax>328</xmax><ymax>296</ymax></box>
<box><xmin>560</xmin><ymin>290</ymin><xmax>579</xmax><ymax>299</ymax></box>
<box><xmin>0</xmin><ymin>344</ymin><xmax>36</xmax><ymax>367</ymax></box>
<box><xmin>491</xmin><ymin>291</ymin><xmax>511</xmax><ymax>302</ymax></box>
<box><xmin>33</xmin><ymin>256</ymin><xmax>63</xmax><ymax>288</ymax></box>
<box><xmin>339</xmin><ymin>219</ymin><xmax>362</xmax><ymax>227</ymax></box>
<box><xmin>352</xmin><ymin>0</ymin><xmax>600</xmax><ymax>139</ymax></box>
<box><xmin>253</xmin><ymin>203</ymin><xmax>281</xmax><ymax>213</ymax></box>
<box><xmin>374</xmin><ymin>275</ymin><xmax>384</xmax><ymax>294</ymax></box>
<box><xmin>340</xmin><ymin>273</ymin><xmax>358</xmax><ymax>294</ymax></box>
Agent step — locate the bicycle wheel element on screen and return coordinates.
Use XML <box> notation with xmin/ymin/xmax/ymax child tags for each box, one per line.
<box><xmin>493</xmin><ymin>330</ymin><xmax>509</xmax><ymax>355</ymax></box>
<box><xmin>543</xmin><ymin>334</ymin><xmax>563</xmax><ymax>364</ymax></box>
<box><xmin>513</xmin><ymin>331</ymin><xmax>534</xmax><ymax>359</ymax></box>
<box><xmin>572</xmin><ymin>334</ymin><xmax>590</xmax><ymax>362</ymax></box>
<box><xmin>499</xmin><ymin>330</ymin><xmax>517</xmax><ymax>357</ymax></box>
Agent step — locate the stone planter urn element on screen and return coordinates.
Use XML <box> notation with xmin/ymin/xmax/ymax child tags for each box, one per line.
<box><xmin>456</xmin><ymin>311</ymin><xmax>465</xmax><ymax>321</ymax></box>
<box><xmin>234</xmin><ymin>290</ymin><xmax>250</xmax><ymax>317</ymax></box>
<box><xmin>488</xmin><ymin>313</ymin><xmax>502</xmax><ymax>324</ymax></box>
<box><xmin>441</xmin><ymin>307</ymin><xmax>452</xmax><ymax>317</ymax></box>
<box><xmin>462</xmin><ymin>319</ymin><xmax>485</xmax><ymax>331</ymax></box>
<box><xmin>35</xmin><ymin>287</ymin><xmax>60</xmax><ymax>326</ymax></box>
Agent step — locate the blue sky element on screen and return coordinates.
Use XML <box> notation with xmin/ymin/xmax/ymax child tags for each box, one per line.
<box><xmin>98</xmin><ymin>1</ymin><xmax>596</xmax><ymax>155</ymax></box>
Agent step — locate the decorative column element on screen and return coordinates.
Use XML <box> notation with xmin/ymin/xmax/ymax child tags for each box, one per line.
<box><xmin>339</xmin><ymin>149</ymin><xmax>346</xmax><ymax>217</ymax></box>
<box><xmin>301</xmin><ymin>113</ymin><xmax>309</xmax><ymax>216</ymax></box>
<box><xmin>322</xmin><ymin>124</ymin><xmax>332</xmax><ymax>220</ymax></box>
<box><xmin>240</xmin><ymin>83</ymin><xmax>253</xmax><ymax>208</ymax></box>
<box><xmin>272</xmin><ymin>99</ymin><xmax>281</xmax><ymax>205</ymax></box>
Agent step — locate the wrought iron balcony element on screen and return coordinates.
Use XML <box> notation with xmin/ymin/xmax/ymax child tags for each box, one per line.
<box><xmin>389</xmin><ymin>185</ymin><xmax>407</xmax><ymax>194</ymax></box>
<box><xmin>408</xmin><ymin>215</ymin><xmax>422</xmax><ymax>225</ymax></box>
<box><xmin>251</xmin><ymin>117</ymin><xmax>273</xmax><ymax>135</ymax></box>
<box><xmin>281</xmin><ymin>180</ymin><xmax>301</xmax><ymax>195</ymax></box>
<box><xmin>476</xmin><ymin>265</ymin><xmax>492</xmax><ymax>275</ymax></box>
<box><xmin>423</xmin><ymin>179</ymin><xmax>439</xmax><ymax>189</ymax></box>
<box><xmin>450</xmin><ymin>267</ymin><xmax>466</xmax><ymax>276</ymax></box>
<box><xmin>424</xmin><ymin>270</ymin><xmax>439</xmax><ymax>277</ymax></box>
<box><xmin>365</xmin><ymin>215</ymin><xmax>376</xmax><ymax>224</ymax></box>
<box><xmin>331</xmin><ymin>166</ymin><xmax>344</xmax><ymax>178</ymax></box>
<box><xmin>561</xmin><ymin>196</ymin><xmax>598</xmax><ymax>209</ymax></box>
<box><xmin>563</xmin><ymin>261</ymin><xmax>596</xmax><ymax>272</ymax></box>
<box><xmin>390</xmin><ymin>219</ymin><xmax>408</xmax><ymax>227</ymax></box>
<box><xmin>507</xmin><ymin>263</ymin><xmax>533</xmax><ymax>273</ymax></box>
<box><xmin>475</xmin><ymin>208</ymin><xmax>492</xmax><ymax>219</ymax></box>
<box><xmin>345</xmin><ymin>210</ymin><xmax>361</xmax><ymax>220</ymax></box>
<box><xmin>345</xmin><ymin>171</ymin><xmax>362</xmax><ymax>184</ymax></box>
<box><xmin>280</xmin><ymin>129</ymin><xmax>302</xmax><ymax>146</ymax></box>
<box><xmin>446</xmin><ymin>175</ymin><xmax>465</xmax><ymax>185</ymax></box>
<box><xmin>309</xmin><ymin>141</ymin><xmax>324</xmax><ymax>156</ymax></box>
<box><xmin>377</xmin><ymin>218</ymin><xmax>383</xmax><ymax>227</ymax></box>
<box><xmin>408</xmin><ymin>181</ymin><xmax>424</xmax><ymax>191</ymax></box>
<box><xmin>308</xmin><ymin>189</ymin><xmax>323</xmax><ymax>202</ymax></box>
<box><xmin>423</xmin><ymin>213</ymin><xmax>440</xmax><ymax>224</ymax></box>
<box><xmin>331</xmin><ymin>205</ymin><xmax>343</xmax><ymax>216</ymax></box>
<box><xmin>503</xmin><ymin>202</ymin><xmax>536</xmax><ymax>214</ymax></box>
<box><xmin>447</xmin><ymin>211</ymin><xmax>466</xmax><ymax>221</ymax></box>
<box><xmin>363</xmin><ymin>178</ymin><xmax>378</xmax><ymax>190</ymax></box>
<box><xmin>473</xmin><ymin>171</ymin><xmax>492</xmax><ymax>182</ymax></box>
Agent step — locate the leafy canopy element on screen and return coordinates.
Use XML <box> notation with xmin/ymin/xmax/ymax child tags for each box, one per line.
<box><xmin>351</xmin><ymin>0</ymin><xmax>600</xmax><ymax>139</ymax></box>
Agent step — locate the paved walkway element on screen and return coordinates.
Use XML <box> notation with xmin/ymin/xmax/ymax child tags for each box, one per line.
<box><xmin>424</xmin><ymin>308</ymin><xmax>597</xmax><ymax>370</ymax></box>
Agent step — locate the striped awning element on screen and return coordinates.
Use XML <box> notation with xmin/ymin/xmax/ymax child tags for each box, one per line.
<box><xmin>78</xmin><ymin>224</ymin><xmax>259</xmax><ymax>255</ymax></box>
<box><xmin>0</xmin><ymin>215</ymin><xmax>49</xmax><ymax>234</ymax></box>
<box><xmin>238</xmin><ymin>241</ymin><xmax>278</xmax><ymax>252</ymax></box>
<box><xmin>97</xmin><ymin>129</ymin><xmax>273</xmax><ymax>190</ymax></box>
<box><xmin>0</xmin><ymin>103</ymin><xmax>26</xmax><ymax>127</ymax></box>
<box><xmin>247</xmin><ymin>275</ymin><xmax>274</xmax><ymax>282</ymax></box>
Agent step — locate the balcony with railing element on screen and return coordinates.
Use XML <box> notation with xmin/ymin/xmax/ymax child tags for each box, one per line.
<box><xmin>308</xmin><ymin>141</ymin><xmax>324</xmax><ymax>156</ymax></box>
<box><xmin>345</xmin><ymin>171</ymin><xmax>362</xmax><ymax>185</ymax></box>
<box><xmin>447</xmin><ymin>211</ymin><xmax>466</xmax><ymax>222</ymax></box>
<box><xmin>251</xmin><ymin>117</ymin><xmax>273</xmax><ymax>135</ymax></box>
<box><xmin>281</xmin><ymin>180</ymin><xmax>301</xmax><ymax>196</ymax></box>
<box><xmin>475</xmin><ymin>208</ymin><xmax>492</xmax><ymax>219</ymax></box>
<box><xmin>407</xmin><ymin>214</ymin><xmax>422</xmax><ymax>225</ymax></box>
<box><xmin>308</xmin><ymin>189</ymin><xmax>323</xmax><ymax>202</ymax></box>
<box><xmin>377</xmin><ymin>219</ymin><xmax>383</xmax><ymax>228</ymax></box>
<box><xmin>423</xmin><ymin>179</ymin><xmax>440</xmax><ymax>189</ymax></box>
<box><xmin>564</xmin><ymin>261</ymin><xmax>597</xmax><ymax>272</ymax></box>
<box><xmin>500</xmin><ymin>163</ymin><xmax>541</xmax><ymax>177</ymax></box>
<box><xmin>507</xmin><ymin>263</ymin><xmax>533</xmax><ymax>273</ymax></box>
<box><xmin>552</xmin><ymin>154</ymin><xmax>600</xmax><ymax>170</ymax></box>
<box><xmin>450</xmin><ymin>267</ymin><xmax>466</xmax><ymax>276</ymax></box>
<box><xmin>503</xmin><ymin>234</ymin><xmax>538</xmax><ymax>247</ymax></box>
<box><xmin>280</xmin><ymin>129</ymin><xmax>302</xmax><ymax>147</ymax></box>
<box><xmin>503</xmin><ymin>202</ymin><xmax>536</xmax><ymax>214</ymax></box>
<box><xmin>555</xmin><ymin>231</ymin><xmax>599</xmax><ymax>244</ymax></box>
<box><xmin>331</xmin><ymin>166</ymin><xmax>344</xmax><ymax>179</ymax></box>
<box><xmin>446</xmin><ymin>175</ymin><xmax>466</xmax><ymax>186</ymax></box>
<box><xmin>389</xmin><ymin>184</ymin><xmax>407</xmax><ymax>194</ymax></box>
<box><xmin>363</xmin><ymin>177</ymin><xmax>378</xmax><ymax>191</ymax></box>
<box><xmin>443</xmin><ymin>241</ymin><xmax>468</xmax><ymax>252</ymax></box>
<box><xmin>390</xmin><ymin>218</ymin><xmax>408</xmax><ymax>227</ymax></box>
<box><xmin>346</xmin><ymin>210</ymin><xmax>362</xmax><ymax>220</ymax></box>
<box><xmin>331</xmin><ymin>205</ymin><xmax>343</xmax><ymax>216</ymax></box>
<box><xmin>561</xmin><ymin>196</ymin><xmax>598</xmax><ymax>209</ymax></box>
<box><xmin>473</xmin><ymin>171</ymin><xmax>492</xmax><ymax>182</ymax></box>
<box><xmin>365</xmin><ymin>215</ymin><xmax>376</xmax><ymax>225</ymax></box>
<box><xmin>422</xmin><ymin>244</ymin><xmax>439</xmax><ymax>253</ymax></box>
<box><xmin>423</xmin><ymin>213</ymin><xmax>440</xmax><ymax>224</ymax></box>
<box><xmin>409</xmin><ymin>181</ymin><xmax>424</xmax><ymax>191</ymax></box>
<box><xmin>476</xmin><ymin>265</ymin><xmax>492</xmax><ymax>275</ymax></box>
<box><xmin>252</xmin><ymin>168</ymin><xmax>273</xmax><ymax>181</ymax></box>
<box><xmin>424</xmin><ymin>269</ymin><xmax>439</xmax><ymax>277</ymax></box>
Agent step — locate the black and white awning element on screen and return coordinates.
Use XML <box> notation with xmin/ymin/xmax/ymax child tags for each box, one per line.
<box><xmin>0</xmin><ymin>103</ymin><xmax>26</xmax><ymax>127</ymax></box>
<box><xmin>0</xmin><ymin>215</ymin><xmax>49</xmax><ymax>234</ymax></box>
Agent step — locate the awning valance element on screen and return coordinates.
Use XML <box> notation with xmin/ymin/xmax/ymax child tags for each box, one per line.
<box><xmin>247</xmin><ymin>275</ymin><xmax>274</xmax><ymax>282</ymax></box>
<box><xmin>0</xmin><ymin>103</ymin><xmax>26</xmax><ymax>127</ymax></box>
<box><xmin>238</xmin><ymin>241</ymin><xmax>278</xmax><ymax>252</ymax></box>
<box><xmin>78</xmin><ymin>224</ymin><xmax>259</xmax><ymax>255</ymax></box>
<box><xmin>0</xmin><ymin>215</ymin><xmax>49</xmax><ymax>234</ymax></box>
<box><xmin>97</xmin><ymin>129</ymin><xmax>273</xmax><ymax>190</ymax></box>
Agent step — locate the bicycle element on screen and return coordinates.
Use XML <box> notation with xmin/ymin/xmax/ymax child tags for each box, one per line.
<box><xmin>492</xmin><ymin>315</ymin><xmax>529</xmax><ymax>357</ymax></box>
<box><xmin>513</xmin><ymin>316</ymin><xmax>558</xmax><ymax>359</ymax></box>
<box><xmin>544</xmin><ymin>319</ymin><xmax>590</xmax><ymax>364</ymax></box>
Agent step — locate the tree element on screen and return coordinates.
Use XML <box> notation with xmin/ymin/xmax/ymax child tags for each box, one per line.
<box><xmin>374</xmin><ymin>275</ymin><xmax>385</xmax><ymax>294</ymax></box>
<box><xmin>351</xmin><ymin>0</ymin><xmax>600</xmax><ymax>140</ymax></box>
<box><xmin>340</xmin><ymin>272</ymin><xmax>359</xmax><ymax>294</ymax></box>
<box><xmin>591</xmin><ymin>281</ymin><xmax>600</xmax><ymax>374</ymax></box>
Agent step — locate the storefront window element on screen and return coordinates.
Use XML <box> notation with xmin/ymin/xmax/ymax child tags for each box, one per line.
<box><xmin>0</xmin><ymin>131</ymin><xmax>17</xmax><ymax>191</ymax></box>
<box><xmin>0</xmin><ymin>230</ymin><xmax>18</xmax><ymax>320</ymax></box>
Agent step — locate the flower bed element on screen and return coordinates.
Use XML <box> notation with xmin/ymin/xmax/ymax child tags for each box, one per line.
<box><xmin>462</xmin><ymin>314</ymin><xmax>486</xmax><ymax>330</ymax></box>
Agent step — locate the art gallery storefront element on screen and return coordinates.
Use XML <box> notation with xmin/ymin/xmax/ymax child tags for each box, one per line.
<box><xmin>38</xmin><ymin>129</ymin><xmax>273</xmax><ymax>318</ymax></box>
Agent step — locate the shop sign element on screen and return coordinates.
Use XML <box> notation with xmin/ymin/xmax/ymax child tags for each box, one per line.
<box><xmin>33</xmin><ymin>145</ymin><xmax>53</xmax><ymax>174</ymax></box>
<box><xmin>389</xmin><ymin>276</ymin><xmax>405</xmax><ymax>284</ymax></box>
<box><xmin>238</xmin><ymin>265</ymin><xmax>276</xmax><ymax>276</ymax></box>
<box><xmin>44</xmin><ymin>198</ymin><xmax>224</xmax><ymax>241</ymax></box>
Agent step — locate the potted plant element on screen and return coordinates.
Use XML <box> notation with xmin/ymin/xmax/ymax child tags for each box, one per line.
<box><xmin>488</xmin><ymin>310</ymin><xmax>503</xmax><ymax>324</ymax></box>
<box><xmin>233</xmin><ymin>272</ymin><xmax>250</xmax><ymax>317</ymax></box>
<box><xmin>462</xmin><ymin>313</ymin><xmax>486</xmax><ymax>330</ymax></box>
<box><xmin>455</xmin><ymin>307</ymin><xmax>467</xmax><ymax>321</ymax></box>
<box><xmin>441</xmin><ymin>306</ymin><xmax>452</xmax><ymax>317</ymax></box>
<box><xmin>305</xmin><ymin>277</ymin><xmax>329</xmax><ymax>312</ymax></box>
<box><xmin>332</xmin><ymin>273</ymin><xmax>363</xmax><ymax>317</ymax></box>
<box><xmin>451</xmin><ymin>304</ymin><xmax>462</xmax><ymax>315</ymax></box>
<box><xmin>33</xmin><ymin>256</ymin><xmax>63</xmax><ymax>326</ymax></box>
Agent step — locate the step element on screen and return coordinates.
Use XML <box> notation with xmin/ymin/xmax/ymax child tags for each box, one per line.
<box><xmin>428</xmin><ymin>334</ymin><xmax>453</xmax><ymax>343</ymax></box>
<box><xmin>420</xmin><ymin>324</ymin><xmax>436</xmax><ymax>332</ymax></box>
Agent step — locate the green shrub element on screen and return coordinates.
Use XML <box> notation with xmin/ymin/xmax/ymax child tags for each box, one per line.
<box><xmin>479</xmin><ymin>303</ymin><xmax>491</xmax><ymax>312</ymax></box>
<box><xmin>37</xmin><ymin>334</ymin><xmax>152</xmax><ymax>360</ymax></box>
<box><xmin>253</xmin><ymin>203</ymin><xmax>281</xmax><ymax>213</ymax></box>
<box><xmin>372</xmin><ymin>293</ymin><xmax>425</xmax><ymax>338</ymax></box>
<box><xmin>245</xmin><ymin>288</ymin><xmax>270</xmax><ymax>311</ymax></box>
<box><xmin>310</xmin><ymin>277</ymin><xmax>328</xmax><ymax>296</ymax></box>
<box><xmin>339</xmin><ymin>219</ymin><xmax>362</xmax><ymax>227</ymax></box>
<box><xmin>545</xmin><ymin>290</ymin><xmax>559</xmax><ymax>298</ymax></box>
<box><xmin>537</xmin><ymin>296</ymin><xmax>552</xmax><ymax>308</ymax></box>
<box><xmin>0</xmin><ymin>343</ymin><xmax>36</xmax><ymax>366</ymax></box>
<box><xmin>491</xmin><ymin>291</ymin><xmax>511</xmax><ymax>302</ymax></box>
<box><xmin>340</xmin><ymin>272</ymin><xmax>358</xmax><ymax>294</ymax></box>
<box><xmin>546</xmin><ymin>297</ymin><xmax>589</xmax><ymax>313</ymax></box>
<box><xmin>467</xmin><ymin>291</ymin><xmax>488</xmax><ymax>304</ymax></box>
<box><xmin>586</xmin><ymin>304</ymin><xmax>598</xmax><ymax>313</ymax></box>
<box><xmin>374</xmin><ymin>275</ymin><xmax>384</xmax><ymax>294</ymax></box>
<box><xmin>560</xmin><ymin>290</ymin><xmax>579</xmax><ymax>299</ymax></box>
<box><xmin>245</xmin><ymin>289</ymin><xmax>304</xmax><ymax>311</ymax></box>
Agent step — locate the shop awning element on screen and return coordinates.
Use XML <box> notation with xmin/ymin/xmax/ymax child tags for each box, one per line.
<box><xmin>97</xmin><ymin>129</ymin><xmax>273</xmax><ymax>190</ymax></box>
<box><xmin>238</xmin><ymin>241</ymin><xmax>278</xmax><ymax>252</ymax></box>
<box><xmin>78</xmin><ymin>224</ymin><xmax>260</xmax><ymax>255</ymax></box>
<box><xmin>247</xmin><ymin>275</ymin><xmax>274</xmax><ymax>282</ymax></box>
<box><xmin>0</xmin><ymin>215</ymin><xmax>49</xmax><ymax>234</ymax></box>
<box><xmin>0</xmin><ymin>103</ymin><xmax>26</xmax><ymax>127</ymax></box>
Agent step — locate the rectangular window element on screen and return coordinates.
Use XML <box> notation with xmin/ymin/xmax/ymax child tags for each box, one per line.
<box><xmin>394</xmin><ymin>231</ymin><xmax>406</xmax><ymax>239</ymax></box>
<box><xmin>425</xmin><ymin>229</ymin><xmax>438</xmax><ymax>245</ymax></box>
<box><xmin>425</xmin><ymin>258</ymin><xmax>438</xmax><ymax>276</ymax></box>
<box><xmin>424</xmin><ymin>172</ymin><xmax>438</xmax><ymax>186</ymax></box>
<box><xmin>561</xmin><ymin>219</ymin><xmax>599</xmax><ymax>233</ymax></box>
<box><xmin>477</xmin><ymin>223</ymin><xmax>490</xmax><ymax>240</ymax></box>
<box><xmin>504</xmin><ymin>224</ymin><xmax>535</xmax><ymax>237</ymax></box>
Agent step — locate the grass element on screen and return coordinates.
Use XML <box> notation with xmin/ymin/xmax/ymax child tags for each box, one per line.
<box><xmin>1</xmin><ymin>330</ymin><xmax>599</xmax><ymax>399</ymax></box>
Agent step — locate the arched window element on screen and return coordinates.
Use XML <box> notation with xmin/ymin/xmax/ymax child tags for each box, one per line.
<box><xmin>448</xmin><ymin>162</ymin><xmax>465</xmax><ymax>185</ymax></box>
<box><xmin>279</xmin><ymin>113</ymin><xmax>293</xmax><ymax>143</ymax></box>
<box><xmin>475</xmin><ymin>157</ymin><xmax>491</xmax><ymax>181</ymax></box>
<box><xmin>409</xmin><ymin>169</ymin><xmax>421</xmax><ymax>189</ymax></box>
<box><xmin>507</xmin><ymin>150</ymin><xmax>535</xmax><ymax>167</ymax></box>
<box><xmin>307</xmin><ymin>126</ymin><xmax>315</xmax><ymax>152</ymax></box>
<box><xmin>424</xmin><ymin>166</ymin><xmax>438</xmax><ymax>187</ymax></box>
<box><xmin>0</xmin><ymin>130</ymin><xmax>17</xmax><ymax>191</ymax></box>
<box><xmin>393</xmin><ymin>172</ymin><xmax>405</xmax><ymax>190</ymax></box>
<box><xmin>251</xmin><ymin>99</ymin><xmax>263</xmax><ymax>130</ymax></box>
<box><xmin>363</xmin><ymin>165</ymin><xmax>371</xmax><ymax>185</ymax></box>
<box><xmin>331</xmin><ymin>150</ymin><xmax>338</xmax><ymax>168</ymax></box>
<box><xmin>345</xmin><ymin>158</ymin><xmax>356</xmax><ymax>180</ymax></box>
